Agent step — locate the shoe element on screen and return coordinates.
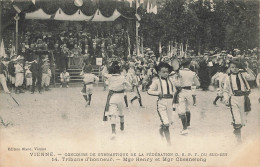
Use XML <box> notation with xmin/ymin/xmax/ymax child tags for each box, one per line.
<box><xmin>5</xmin><ymin>91</ymin><xmax>11</xmax><ymax>94</ymax></box>
<box><xmin>140</xmin><ymin>105</ymin><xmax>145</xmax><ymax>108</ymax></box>
<box><xmin>159</xmin><ymin>127</ymin><xmax>164</xmax><ymax>137</ymax></box>
<box><xmin>180</xmin><ymin>129</ymin><xmax>189</xmax><ymax>135</ymax></box>
<box><xmin>110</xmin><ymin>133</ymin><xmax>116</xmax><ymax>140</ymax></box>
<box><xmin>120</xmin><ymin>123</ymin><xmax>124</xmax><ymax>131</ymax></box>
<box><xmin>193</xmin><ymin>103</ymin><xmax>196</xmax><ymax>106</ymax></box>
<box><xmin>66</xmin><ymin>85</ymin><xmax>69</xmax><ymax>88</ymax></box>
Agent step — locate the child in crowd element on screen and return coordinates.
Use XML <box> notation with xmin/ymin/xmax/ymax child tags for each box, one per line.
<box><xmin>80</xmin><ymin>64</ymin><xmax>99</xmax><ymax>107</ymax></box>
<box><xmin>190</xmin><ymin>61</ymin><xmax>198</xmax><ymax>106</ymax></box>
<box><xmin>130</xmin><ymin>67</ymin><xmax>144</xmax><ymax>107</ymax></box>
<box><xmin>60</xmin><ymin>68</ymin><xmax>70</xmax><ymax>88</ymax></box>
<box><xmin>173</xmin><ymin>59</ymin><xmax>200</xmax><ymax>135</ymax></box>
<box><xmin>101</xmin><ymin>63</ymin><xmax>108</xmax><ymax>91</ymax></box>
<box><xmin>211</xmin><ymin>66</ymin><xmax>228</xmax><ymax>106</ymax></box>
<box><xmin>42</xmin><ymin>62</ymin><xmax>52</xmax><ymax>91</ymax></box>
<box><xmin>121</xmin><ymin>63</ymin><xmax>129</xmax><ymax>108</ymax></box>
<box><xmin>126</xmin><ymin>62</ymin><xmax>136</xmax><ymax>91</ymax></box>
<box><xmin>148</xmin><ymin>62</ymin><xmax>176</xmax><ymax>145</ymax></box>
<box><xmin>103</xmin><ymin>61</ymin><xmax>131</xmax><ymax>140</ymax></box>
<box><xmin>223</xmin><ymin>60</ymin><xmax>255</xmax><ymax>143</ymax></box>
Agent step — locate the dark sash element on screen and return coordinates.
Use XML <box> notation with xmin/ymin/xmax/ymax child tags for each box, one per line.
<box><xmin>173</xmin><ymin>87</ymin><xmax>182</xmax><ymax>104</ymax></box>
<box><xmin>103</xmin><ymin>90</ymin><xmax>114</xmax><ymax>121</ymax></box>
<box><xmin>229</xmin><ymin>74</ymin><xmax>251</xmax><ymax>112</ymax></box>
<box><xmin>103</xmin><ymin>90</ymin><xmax>124</xmax><ymax>121</ymax></box>
<box><xmin>135</xmin><ymin>85</ymin><xmax>141</xmax><ymax>98</ymax></box>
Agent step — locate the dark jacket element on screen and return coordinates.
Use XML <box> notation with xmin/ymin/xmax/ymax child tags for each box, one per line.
<box><xmin>0</xmin><ymin>62</ymin><xmax>6</xmax><ymax>74</ymax></box>
<box><xmin>8</xmin><ymin>62</ymin><xmax>15</xmax><ymax>76</ymax></box>
<box><xmin>30</xmin><ymin>61</ymin><xmax>42</xmax><ymax>76</ymax></box>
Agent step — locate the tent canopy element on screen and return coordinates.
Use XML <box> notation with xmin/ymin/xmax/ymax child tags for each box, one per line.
<box><xmin>25</xmin><ymin>7</ymin><xmax>122</xmax><ymax>21</ymax></box>
<box><xmin>25</xmin><ymin>8</ymin><xmax>52</xmax><ymax>20</ymax></box>
<box><xmin>13</xmin><ymin>0</ymin><xmax>139</xmax><ymax>21</ymax></box>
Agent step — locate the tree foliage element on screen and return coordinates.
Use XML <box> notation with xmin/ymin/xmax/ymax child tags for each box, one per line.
<box><xmin>139</xmin><ymin>0</ymin><xmax>259</xmax><ymax>54</ymax></box>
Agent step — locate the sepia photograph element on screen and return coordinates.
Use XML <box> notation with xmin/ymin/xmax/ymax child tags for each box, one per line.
<box><xmin>0</xmin><ymin>0</ymin><xmax>259</xmax><ymax>166</ymax></box>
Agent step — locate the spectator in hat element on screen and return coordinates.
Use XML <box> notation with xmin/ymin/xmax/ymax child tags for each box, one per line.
<box><xmin>60</xmin><ymin>44</ymin><xmax>69</xmax><ymax>70</ymax></box>
<box><xmin>30</xmin><ymin>56</ymin><xmax>43</xmax><ymax>94</ymax></box>
<box><xmin>7</xmin><ymin>57</ymin><xmax>16</xmax><ymax>91</ymax></box>
<box><xmin>198</xmin><ymin>54</ymin><xmax>210</xmax><ymax>91</ymax></box>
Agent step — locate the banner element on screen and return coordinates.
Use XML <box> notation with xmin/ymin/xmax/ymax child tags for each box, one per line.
<box><xmin>96</xmin><ymin>57</ymin><xmax>103</xmax><ymax>66</ymax></box>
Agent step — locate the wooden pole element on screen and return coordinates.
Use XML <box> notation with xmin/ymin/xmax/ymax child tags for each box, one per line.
<box><xmin>15</xmin><ymin>14</ymin><xmax>19</xmax><ymax>55</ymax></box>
<box><xmin>0</xmin><ymin>0</ymin><xmax>2</xmax><ymax>42</ymax></box>
<box><xmin>136</xmin><ymin>0</ymin><xmax>139</xmax><ymax>57</ymax></box>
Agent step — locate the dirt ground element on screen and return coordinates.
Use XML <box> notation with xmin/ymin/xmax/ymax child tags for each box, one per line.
<box><xmin>0</xmin><ymin>87</ymin><xmax>259</xmax><ymax>167</ymax></box>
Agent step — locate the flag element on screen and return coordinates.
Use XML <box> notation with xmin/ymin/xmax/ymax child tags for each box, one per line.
<box><xmin>151</xmin><ymin>4</ymin><xmax>157</xmax><ymax>14</ymax></box>
<box><xmin>10</xmin><ymin>44</ymin><xmax>15</xmax><ymax>58</ymax></box>
<box><xmin>136</xmin><ymin>0</ymin><xmax>139</xmax><ymax>9</ymax></box>
<box><xmin>167</xmin><ymin>41</ymin><xmax>170</xmax><ymax>57</ymax></box>
<box><xmin>185</xmin><ymin>40</ymin><xmax>188</xmax><ymax>58</ymax></box>
<box><xmin>127</xmin><ymin>32</ymin><xmax>131</xmax><ymax>58</ymax></box>
<box><xmin>0</xmin><ymin>39</ymin><xmax>6</xmax><ymax>57</ymax></box>
<box><xmin>146</xmin><ymin>0</ymin><xmax>150</xmax><ymax>13</ymax></box>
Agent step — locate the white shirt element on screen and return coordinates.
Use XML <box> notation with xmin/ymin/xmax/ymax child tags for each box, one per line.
<box><xmin>229</xmin><ymin>73</ymin><xmax>249</xmax><ymax>91</ymax></box>
<box><xmin>60</xmin><ymin>72</ymin><xmax>70</xmax><ymax>79</ymax></box>
<box><xmin>148</xmin><ymin>77</ymin><xmax>175</xmax><ymax>96</ymax></box>
<box><xmin>108</xmin><ymin>74</ymin><xmax>131</xmax><ymax>91</ymax></box>
<box><xmin>15</xmin><ymin>63</ymin><xmax>24</xmax><ymax>73</ymax></box>
<box><xmin>82</xmin><ymin>73</ymin><xmax>99</xmax><ymax>84</ymax></box>
<box><xmin>179</xmin><ymin>68</ymin><xmax>200</xmax><ymax>87</ymax></box>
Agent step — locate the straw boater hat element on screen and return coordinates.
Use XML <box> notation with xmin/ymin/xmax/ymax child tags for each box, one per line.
<box><xmin>148</xmin><ymin>50</ymin><xmax>154</xmax><ymax>55</ymax></box>
<box><xmin>204</xmin><ymin>51</ymin><xmax>209</xmax><ymax>55</ymax></box>
<box><xmin>227</xmin><ymin>54</ymin><xmax>233</xmax><ymax>58</ymax></box>
<box><xmin>42</xmin><ymin>57</ymin><xmax>49</xmax><ymax>62</ymax></box>
<box><xmin>150</xmin><ymin>53</ymin><xmax>156</xmax><ymax>57</ymax></box>
<box><xmin>16</xmin><ymin>55</ymin><xmax>24</xmax><ymax>61</ymax></box>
